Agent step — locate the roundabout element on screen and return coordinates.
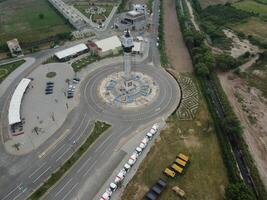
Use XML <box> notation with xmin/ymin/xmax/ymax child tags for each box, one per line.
<box><xmin>82</xmin><ymin>63</ymin><xmax>181</xmax><ymax>123</ymax></box>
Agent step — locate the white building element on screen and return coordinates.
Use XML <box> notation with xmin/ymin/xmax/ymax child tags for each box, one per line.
<box><xmin>55</xmin><ymin>43</ymin><xmax>88</xmax><ymax>61</ymax></box>
<box><xmin>94</xmin><ymin>36</ymin><xmax>122</xmax><ymax>57</ymax></box>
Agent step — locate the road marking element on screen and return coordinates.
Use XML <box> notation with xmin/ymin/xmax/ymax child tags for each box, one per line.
<box><xmin>38</xmin><ymin>129</ymin><xmax>70</xmax><ymax>159</ymax></box>
<box><xmin>100</xmin><ymin>144</ymin><xmax>112</xmax><ymax>157</ymax></box>
<box><xmin>33</xmin><ymin>167</ymin><xmax>51</xmax><ymax>183</ymax></box>
<box><xmin>51</xmin><ymin>144</ymin><xmax>66</xmax><ymax>158</ymax></box>
<box><xmin>84</xmin><ymin>160</ymin><xmax>97</xmax><ymax>177</ymax></box>
<box><xmin>56</xmin><ymin>146</ymin><xmax>72</xmax><ymax>162</ymax></box>
<box><xmin>29</xmin><ymin>162</ymin><xmax>47</xmax><ymax>178</ymax></box>
<box><xmin>13</xmin><ymin>191</ymin><xmax>22</xmax><ymax>200</ymax></box>
<box><xmin>76</xmin><ymin>120</ymin><xmax>91</xmax><ymax>141</ymax></box>
<box><xmin>61</xmin><ymin>183</ymin><xmax>78</xmax><ymax>200</ymax></box>
<box><xmin>69</xmin><ymin>113</ymin><xmax>87</xmax><ymax>141</ymax></box>
<box><xmin>55</xmin><ymin>178</ymin><xmax>72</xmax><ymax>197</ymax></box>
<box><xmin>77</xmin><ymin>158</ymin><xmax>91</xmax><ymax>174</ymax></box>
<box><xmin>2</xmin><ymin>187</ymin><xmax>18</xmax><ymax>200</ymax></box>
<box><xmin>94</xmin><ymin>133</ymin><xmax>112</xmax><ymax>153</ymax></box>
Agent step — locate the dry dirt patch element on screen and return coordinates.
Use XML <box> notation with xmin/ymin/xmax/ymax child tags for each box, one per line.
<box><xmin>163</xmin><ymin>0</ymin><xmax>193</xmax><ymax>73</ymax></box>
<box><xmin>218</xmin><ymin>71</ymin><xmax>267</xmax><ymax>189</ymax></box>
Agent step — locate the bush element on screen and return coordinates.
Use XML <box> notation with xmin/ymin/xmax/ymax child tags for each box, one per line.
<box><xmin>225</xmin><ymin>182</ymin><xmax>256</xmax><ymax>200</ymax></box>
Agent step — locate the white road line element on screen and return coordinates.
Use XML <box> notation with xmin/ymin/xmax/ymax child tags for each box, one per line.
<box><xmin>33</xmin><ymin>167</ymin><xmax>51</xmax><ymax>184</ymax></box>
<box><xmin>99</xmin><ymin>144</ymin><xmax>112</xmax><ymax>157</ymax></box>
<box><xmin>29</xmin><ymin>162</ymin><xmax>47</xmax><ymax>178</ymax></box>
<box><xmin>84</xmin><ymin>160</ymin><xmax>97</xmax><ymax>176</ymax></box>
<box><xmin>94</xmin><ymin>133</ymin><xmax>112</xmax><ymax>153</ymax></box>
<box><xmin>51</xmin><ymin>144</ymin><xmax>66</xmax><ymax>158</ymax></box>
<box><xmin>2</xmin><ymin>187</ymin><xmax>18</xmax><ymax>200</ymax></box>
<box><xmin>77</xmin><ymin>158</ymin><xmax>91</xmax><ymax>174</ymax></box>
<box><xmin>55</xmin><ymin>178</ymin><xmax>73</xmax><ymax>197</ymax></box>
<box><xmin>69</xmin><ymin>113</ymin><xmax>87</xmax><ymax>141</ymax></box>
<box><xmin>13</xmin><ymin>191</ymin><xmax>22</xmax><ymax>200</ymax></box>
<box><xmin>56</xmin><ymin>146</ymin><xmax>71</xmax><ymax>162</ymax></box>
<box><xmin>61</xmin><ymin>183</ymin><xmax>78</xmax><ymax>200</ymax></box>
<box><xmin>76</xmin><ymin>120</ymin><xmax>91</xmax><ymax>141</ymax></box>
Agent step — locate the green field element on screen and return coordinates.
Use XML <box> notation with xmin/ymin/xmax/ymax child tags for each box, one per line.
<box><xmin>0</xmin><ymin>60</ymin><xmax>25</xmax><ymax>83</ymax></box>
<box><xmin>0</xmin><ymin>0</ymin><xmax>72</xmax><ymax>44</ymax></box>
<box><xmin>122</xmin><ymin>75</ymin><xmax>228</xmax><ymax>200</ymax></box>
<box><xmin>233</xmin><ymin>0</ymin><xmax>267</xmax><ymax>16</ymax></box>
<box><xmin>231</xmin><ymin>17</ymin><xmax>267</xmax><ymax>43</ymax></box>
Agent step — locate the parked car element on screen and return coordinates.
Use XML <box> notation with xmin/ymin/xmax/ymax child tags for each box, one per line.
<box><xmin>109</xmin><ymin>182</ymin><xmax>117</xmax><ymax>192</ymax></box>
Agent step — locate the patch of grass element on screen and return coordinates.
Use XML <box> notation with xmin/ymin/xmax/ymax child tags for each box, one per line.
<box><xmin>0</xmin><ymin>60</ymin><xmax>25</xmax><ymax>83</ymax></box>
<box><xmin>27</xmin><ymin>121</ymin><xmax>111</xmax><ymax>200</ymax></box>
<box><xmin>0</xmin><ymin>0</ymin><xmax>72</xmax><ymax>44</ymax></box>
<box><xmin>231</xmin><ymin>17</ymin><xmax>267</xmax><ymax>44</ymax></box>
<box><xmin>46</xmin><ymin>72</ymin><xmax>56</xmax><ymax>78</ymax></box>
<box><xmin>72</xmin><ymin>50</ymin><xmax>122</xmax><ymax>72</ymax></box>
<box><xmin>233</xmin><ymin>0</ymin><xmax>267</xmax><ymax>16</ymax></box>
<box><xmin>122</xmin><ymin>75</ymin><xmax>228</xmax><ymax>200</ymax></box>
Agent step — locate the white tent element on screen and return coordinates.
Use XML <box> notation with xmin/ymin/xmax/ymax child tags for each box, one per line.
<box><xmin>8</xmin><ymin>78</ymin><xmax>31</xmax><ymax>125</ymax></box>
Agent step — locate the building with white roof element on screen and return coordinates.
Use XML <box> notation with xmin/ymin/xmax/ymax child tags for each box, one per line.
<box><xmin>133</xmin><ymin>41</ymin><xmax>142</xmax><ymax>54</ymax></box>
<box><xmin>94</xmin><ymin>36</ymin><xmax>122</xmax><ymax>57</ymax></box>
<box><xmin>55</xmin><ymin>43</ymin><xmax>88</xmax><ymax>61</ymax></box>
<box><xmin>8</xmin><ymin>78</ymin><xmax>31</xmax><ymax>125</ymax></box>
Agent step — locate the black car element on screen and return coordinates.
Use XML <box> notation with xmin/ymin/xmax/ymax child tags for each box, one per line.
<box><xmin>47</xmin><ymin>82</ymin><xmax>54</xmax><ymax>85</ymax></box>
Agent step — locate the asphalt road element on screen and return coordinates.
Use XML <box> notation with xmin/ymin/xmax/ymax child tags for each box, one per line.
<box><xmin>0</xmin><ymin>0</ymin><xmax>177</xmax><ymax>199</ymax></box>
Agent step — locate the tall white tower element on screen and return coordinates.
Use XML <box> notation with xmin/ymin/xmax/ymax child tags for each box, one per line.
<box><xmin>121</xmin><ymin>30</ymin><xmax>134</xmax><ymax>81</ymax></box>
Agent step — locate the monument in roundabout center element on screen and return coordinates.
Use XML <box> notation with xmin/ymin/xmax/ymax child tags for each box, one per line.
<box><xmin>99</xmin><ymin>30</ymin><xmax>159</xmax><ymax>109</ymax></box>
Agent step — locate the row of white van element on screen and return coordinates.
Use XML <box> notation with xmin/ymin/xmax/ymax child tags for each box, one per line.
<box><xmin>100</xmin><ymin>123</ymin><xmax>160</xmax><ymax>200</ymax></box>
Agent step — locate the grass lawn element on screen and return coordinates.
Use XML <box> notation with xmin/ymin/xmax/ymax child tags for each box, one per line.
<box><xmin>0</xmin><ymin>0</ymin><xmax>72</xmax><ymax>44</ymax></box>
<box><xmin>231</xmin><ymin>17</ymin><xmax>267</xmax><ymax>43</ymax></box>
<box><xmin>0</xmin><ymin>60</ymin><xmax>25</xmax><ymax>83</ymax></box>
<box><xmin>233</xmin><ymin>0</ymin><xmax>267</xmax><ymax>16</ymax></box>
<box><xmin>122</xmin><ymin>75</ymin><xmax>228</xmax><ymax>200</ymax></box>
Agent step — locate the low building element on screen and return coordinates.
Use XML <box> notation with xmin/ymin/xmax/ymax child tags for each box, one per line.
<box><xmin>92</xmin><ymin>36</ymin><xmax>122</xmax><ymax>57</ymax></box>
<box><xmin>114</xmin><ymin>5</ymin><xmax>147</xmax><ymax>31</ymax></box>
<box><xmin>9</xmin><ymin>78</ymin><xmax>31</xmax><ymax>126</ymax></box>
<box><xmin>55</xmin><ymin>43</ymin><xmax>88</xmax><ymax>61</ymax></box>
<box><xmin>7</xmin><ymin>38</ymin><xmax>23</xmax><ymax>57</ymax></box>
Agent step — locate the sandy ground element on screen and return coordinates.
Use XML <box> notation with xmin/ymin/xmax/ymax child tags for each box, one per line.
<box><xmin>219</xmin><ymin>71</ymin><xmax>267</xmax><ymax>189</ymax></box>
<box><xmin>163</xmin><ymin>0</ymin><xmax>193</xmax><ymax>73</ymax></box>
<box><xmin>223</xmin><ymin>29</ymin><xmax>259</xmax><ymax>58</ymax></box>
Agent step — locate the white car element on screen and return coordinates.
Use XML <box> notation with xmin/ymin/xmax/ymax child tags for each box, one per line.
<box><xmin>110</xmin><ymin>182</ymin><xmax>117</xmax><ymax>191</ymax></box>
<box><xmin>146</xmin><ymin>132</ymin><xmax>153</xmax><ymax>140</ymax></box>
<box><xmin>135</xmin><ymin>147</ymin><xmax>142</xmax><ymax>155</ymax></box>
<box><xmin>100</xmin><ymin>192</ymin><xmax>110</xmax><ymax>200</ymax></box>
<box><xmin>152</xmin><ymin>123</ymin><xmax>159</xmax><ymax>130</ymax></box>
<box><xmin>128</xmin><ymin>152</ymin><xmax>138</xmax><ymax>166</ymax></box>
<box><xmin>115</xmin><ymin>169</ymin><xmax>126</xmax><ymax>183</ymax></box>
<box><xmin>124</xmin><ymin>163</ymin><xmax>131</xmax><ymax>172</ymax></box>
<box><xmin>139</xmin><ymin>137</ymin><xmax>149</xmax><ymax>149</ymax></box>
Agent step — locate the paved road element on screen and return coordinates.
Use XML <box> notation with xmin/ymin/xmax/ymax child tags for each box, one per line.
<box><xmin>0</xmin><ymin>0</ymin><xmax>176</xmax><ymax>199</ymax></box>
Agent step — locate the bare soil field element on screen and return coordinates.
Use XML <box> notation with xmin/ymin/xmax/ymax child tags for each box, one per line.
<box><xmin>163</xmin><ymin>0</ymin><xmax>193</xmax><ymax>73</ymax></box>
<box><xmin>219</xmin><ymin>71</ymin><xmax>267</xmax><ymax>189</ymax></box>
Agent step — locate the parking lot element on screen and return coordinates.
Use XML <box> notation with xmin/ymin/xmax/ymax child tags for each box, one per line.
<box><xmin>6</xmin><ymin>63</ymin><xmax>78</xmax><ymax>154</ymax></box>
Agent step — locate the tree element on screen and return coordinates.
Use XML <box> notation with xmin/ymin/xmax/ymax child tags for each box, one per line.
<box><xmin>39</xmin><ymin>13</ymin><xmax>44</xmax><ymax>19</ymax></box>
<box><xmin>195</xmin><ymin>62</ymin><xmax>209</xmax><ymax>76</ymax></box>
<box><xmin>225</xmin><ymin>182</ymin><xmax>256</xmax><ymax>200</ymax></box>
<box><xmin>222</xmin><ymin>114</ymin><xmax>242</xmax><ymax>135</ymax></box>
<box><xmin>215</xmin><ymin>53</ymin><xmax>240</xmax><ymax>71</ymax></box>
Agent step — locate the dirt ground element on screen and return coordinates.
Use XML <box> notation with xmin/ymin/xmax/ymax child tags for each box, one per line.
<box><xmin>163</xmin><ymin>0</ymin><xmax>193</xmax><ymax>73</ymax></box>
<box><xmin>218</xmin><ymin>71</ymin><xmax>267</xmax><ymax>189</ymax></box>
